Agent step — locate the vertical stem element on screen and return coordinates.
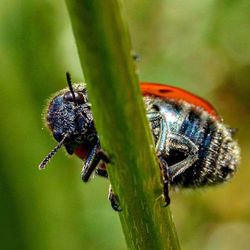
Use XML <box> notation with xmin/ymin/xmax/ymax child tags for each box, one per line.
<box><xmin>65</xmin><ymin>1</ymin><xmax>180</xmax><ymax>249</ymax></box>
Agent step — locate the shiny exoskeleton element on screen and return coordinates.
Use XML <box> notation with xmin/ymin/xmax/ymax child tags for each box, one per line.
<box><xmin>39</xmin><ymin>76</ymin><xmax>240</xmax><ymax>211</ymax></box>
<box><xmin>144</xmin><ymin>96</ymin><xmax>239</xmax><ymax>188</ymax></box>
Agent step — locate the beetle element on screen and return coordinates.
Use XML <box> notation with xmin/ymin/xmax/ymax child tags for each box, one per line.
<box><xmin>39</xmin><ymin>73</ymin><xmax>240</xmax><ymax>211</ymax></box>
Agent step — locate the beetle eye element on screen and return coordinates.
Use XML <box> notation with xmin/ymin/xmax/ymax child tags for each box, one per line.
<box><xmin>63</xmin><ymin>91</ymin><xmax>85</xmax><ymax>104</ymax></box>
<box><xmin>75</xmin><ymin>92</ymin><xmax>85</xmax><ymax>103</ymax></box>
<box><xmin>64</xmin><ymin>91</ymin><xmax>74</xmax><ymax>102</ymax></box>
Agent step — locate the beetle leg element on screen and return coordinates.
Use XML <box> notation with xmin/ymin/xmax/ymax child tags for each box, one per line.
<box><xmin>108</xmin><ymin>185</ymin><xmax>122</xmax><ymax>212</ymax></box>
<box><xmin>159</xmin><ymin>156</ymin><xmax>171</xmax><ymax>206</ymax></box>
<box><xmin>95</xmin><ymin>166</ymin><xmax>108</xmax><ymax>178</ymax></box>
<box><xmin>97</xmin><ymin>149</ymin><xmax>111</xmax><ymax>164</ymax></box>
<box><xmin>168</xmin><ymin>134</ymin><xmax>198</xmax><ymax>179</ymax></box>
<box><xmin>147</xmin><ymin>111</ymin><xmax>168</xmax><ymax>154</ymax></box>
<box><xmin>81</xmin><ymin>144</ymin><xmax>110</xmax><ymax>182</ymax></box>
<box><xmin>147</xmin><ymin>112</ymin><xmax>171</xmax><ymax>205</ymax></box>
<box><xmin>81</xmin><ymin>144</ymin><xmax>100</xmax><ymax>182</ymax></box>
<box><xmin>95</xmin><ymin>150</ymin><xmax>110</xmax><ymax>178</ymax></box>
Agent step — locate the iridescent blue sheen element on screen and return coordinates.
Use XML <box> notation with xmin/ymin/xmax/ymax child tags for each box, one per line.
<box><xmin>145</xmin><ymin>97</ymin><xmax>239</xmax><ymax>188</ymax></box>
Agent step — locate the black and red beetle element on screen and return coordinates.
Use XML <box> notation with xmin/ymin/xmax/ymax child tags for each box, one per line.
<box><xmin>39</xmin><ymin>73</ymin><xmax>240</xmax><ymax>211</ymax></box>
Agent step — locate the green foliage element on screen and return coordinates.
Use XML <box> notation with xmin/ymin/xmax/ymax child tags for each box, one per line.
<box><xmin>65</xmin><ymin>1</ymin><xmax>180</xmax><ymax>249</ymax></box>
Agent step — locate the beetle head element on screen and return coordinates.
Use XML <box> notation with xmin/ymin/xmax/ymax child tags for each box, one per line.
<box><xmin>39</xmin><ymin>73</ymin><xmax>97</xmax><ymax>169</ymax></box>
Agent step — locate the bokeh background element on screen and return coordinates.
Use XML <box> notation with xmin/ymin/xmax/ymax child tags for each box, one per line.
<box><xmin>1</xmin><ymin>0</ymin><xmax>249</xmax><ymax>249</ymax></box>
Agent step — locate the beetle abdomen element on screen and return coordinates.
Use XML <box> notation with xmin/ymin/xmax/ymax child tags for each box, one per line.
<box><xmin>171</xmin><ymin>103</ymin><xmax>239</xmax><ymax>187</ymax></box>
<box><xmin>145</xmin><ymin>97</ymin><xmax>240</xmax><ymax>188</ymax></box>
<box><xmin>176</xmin><ymin>109</ymin><xmax>239</xmax><ymax>187</ymax></box>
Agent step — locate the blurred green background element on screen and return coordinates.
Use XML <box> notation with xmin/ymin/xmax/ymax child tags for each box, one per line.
<box><xmin>1</xmin><ymin>0</ymin><xmax>249</xmax><ymax>249</ymax></box>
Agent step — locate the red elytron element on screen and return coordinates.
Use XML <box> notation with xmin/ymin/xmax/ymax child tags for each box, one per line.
<box><xmin>140</xmin><ymin>82</ymin><xmax>219</xmax><ymax>120</ymax></box>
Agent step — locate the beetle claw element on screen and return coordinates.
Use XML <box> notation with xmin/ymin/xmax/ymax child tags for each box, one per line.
<box><xmin>97</xmin><ymin>149</ymin><xmax>111</xmax><ymax>164</ymax></box>
<box><xmin>108</xmin><ymin>185</ymin><xmax>122</xmax><ymax>212</ymax></box>
<box><xmin>159</xmin><ymin>156</ymin><xmax>171</xmax><ymax>207</ymax></box>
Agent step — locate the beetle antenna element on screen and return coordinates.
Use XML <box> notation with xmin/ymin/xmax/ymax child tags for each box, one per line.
<box><xmin>39</xmin><ymin>134</ymin><xmax>68</xmax><ymax>170</ymax></box>
<box><xmin>66</xmin><ymin>72</ymin><xmax>76</xmax><ymax>102</ymax></box>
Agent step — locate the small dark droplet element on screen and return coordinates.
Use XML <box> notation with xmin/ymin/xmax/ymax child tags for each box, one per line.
<box><xmin>158</xmin><ymin>89</ymin><xmax>171</xmax><ymax>93</ymax></box>
<box><xmin>152</xmin><ymin>104</ymin><xmax>160</xmax><ymax>112</ymax></box>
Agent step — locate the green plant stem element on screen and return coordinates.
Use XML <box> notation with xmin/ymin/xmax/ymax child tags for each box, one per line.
<box><xmin>65</xmin><ymin>1</ymin><xmax>180</xmax><ymax>249</ymax></box>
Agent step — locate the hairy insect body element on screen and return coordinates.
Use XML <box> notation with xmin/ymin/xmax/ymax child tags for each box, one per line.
<box><xmin>46</xmin><ymin>85</ymin><xmax>97</xmax><ymax>156</ymax></box>
<box><xmin>39</xmin><ymin>76</ymin><xmax>240</xmax><ymax>210</ymax></box>
<box><xmin>144</xmin><ymin>96</ymin><xmax>239</xmax><ymax>188</ymax></box>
